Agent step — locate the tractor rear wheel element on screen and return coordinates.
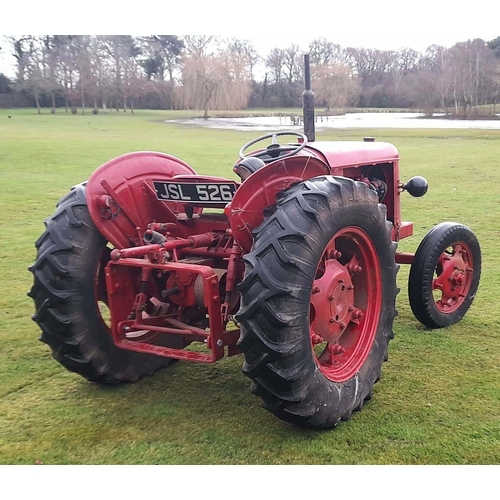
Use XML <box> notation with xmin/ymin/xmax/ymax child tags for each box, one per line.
<box><xmin>408</xmin><ymin>222</ymin><xmax>481</xmax><ymax>328</ymax></box>
<box><xmin>28</xmin><ymin>183</ymin><xmax>173</xmax><ymax>383</ymax></box>
<box><xmin>236</xmin><ymin>176</ymin><xmax>398</xmax><ymax>429</ymax></box>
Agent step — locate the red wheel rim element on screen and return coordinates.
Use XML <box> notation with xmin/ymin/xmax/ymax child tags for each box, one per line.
<box><xmin>309</xmin><ymin>227</ymin><xmax>381</xmax><ymax>383</ymax></box>
<box><xmin>432</xmin><ymin>242</ymin><xmax>474</xmax><ymax>313</ymax></box>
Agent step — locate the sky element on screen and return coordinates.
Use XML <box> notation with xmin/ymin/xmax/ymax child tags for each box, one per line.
<box><xmin>1</xmin><ymin>0</ymin><xmax>498</xmax><ymax>78</ymax></box>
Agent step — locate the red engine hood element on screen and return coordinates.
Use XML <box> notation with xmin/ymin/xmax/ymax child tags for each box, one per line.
<box><xmin>303</xmin><ymin>141</ymin><xmax>399</xmax><ymax>170</ymax></box>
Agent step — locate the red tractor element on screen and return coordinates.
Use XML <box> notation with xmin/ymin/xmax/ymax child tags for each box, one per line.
<box><xmin>29</xmin><ymin>57</ymin><xmax>481</xmax><ymax>429</ymax></box>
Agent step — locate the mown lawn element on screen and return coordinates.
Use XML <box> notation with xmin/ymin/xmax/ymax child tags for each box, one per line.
<box><xmin>0</xmin><ymin>108</ymin><xmax>498</xmax><ymax>464</ymax></box>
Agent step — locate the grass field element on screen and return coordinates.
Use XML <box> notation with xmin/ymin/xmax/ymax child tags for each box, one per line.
<box><xmin>0</xmin><ymin>108</ymin><xmax>499</xmax><ymax>465</ymax></box>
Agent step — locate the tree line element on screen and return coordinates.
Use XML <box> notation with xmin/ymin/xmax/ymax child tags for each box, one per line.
<box><xmin>1</xmin><ymin>35</ymin><xmax>499</xmax><ymax>116</ymax></box>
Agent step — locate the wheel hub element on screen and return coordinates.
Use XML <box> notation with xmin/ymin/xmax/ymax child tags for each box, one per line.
<box><xmin>308</xmin><ymin>226</ymin><xmax>382</xmax><ymax>383</ymax></box>
<box><xmin>311</xmin><ymin>260</ymin><xmax>354</xmax><ymax>343</ymax></box>
<box><xmin>433</xmin><ymin>243</ymin><xmax>473</xmax><ymax>312</ymax></box>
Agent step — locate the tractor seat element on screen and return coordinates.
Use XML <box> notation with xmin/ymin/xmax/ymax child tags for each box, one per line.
<box><xmin>233</xmin><ymin>157</ymin><xmax>266</xmax><ymax>181</ymax></box>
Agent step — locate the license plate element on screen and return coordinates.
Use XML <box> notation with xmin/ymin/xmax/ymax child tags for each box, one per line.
<box><xmin>153</xmin><ymin>181</ymin><xmax>237</xmax><ymax>204</ymax></box>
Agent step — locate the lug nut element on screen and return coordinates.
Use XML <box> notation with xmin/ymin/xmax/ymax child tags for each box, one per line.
<box><xmin>332</xmin><ymin>345</ymin><xmax>345</xmax><ymax>355</ymax></box>
<box><xmin>312</xmin><ymin>286</ymin><xmax>321</xmax><ymax>294</ymax></box>
<box><xmin>352</xmin><ymin>309</ymin><xmax>364</xmax><ymax>320</ymax></box>
<box><xmin>311</xmin><ymin>334</ymin><xmax>324</xmax><ymax>345</ymax></box>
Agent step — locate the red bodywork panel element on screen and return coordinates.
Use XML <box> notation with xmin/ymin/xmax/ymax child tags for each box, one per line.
<box><xmin>228</xmin><ymin>155</ymin><xmax>329</xmax><ymax>252</ymax></box>
<box><xmin>302</xmin><ymin>141</ymin><xmax>412</xmax><ymax>241</ymax></box>
<box><xmin>87</xmin><ymin>151</ymin><xmax>200</xmax><ymax>249</ymax></box>
<box><xmin>304</xmin><ymin>141</ymin><xmax>399</xmax><ymax>168</ymax></box>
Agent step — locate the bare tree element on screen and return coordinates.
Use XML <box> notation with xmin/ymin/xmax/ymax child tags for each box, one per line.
<box><xmin>309</xmin><ymin>38</ymin><xmax>346</xmax><ymax>66</ymax></box>
<box><xmin>225</xmin><ymin>38</ymin><xmax>258</xmax><ymax>80</ymax></box>
<box><xmin>50</xmin><ymin>36</ymin><xmax>75</xmax><ymax>112</ymax></box>
<box><xmin>283</xmin><ymin>43</ymin><xmax>301</xmax><ymax>84</ymax></box>
<box><xmin>139</xmin><ymin>35</ymin><xmax>184</xmax><ymax>109</ymax></box>
<box><xmin>266</xmin><ymin>48</ymin><xmax>285</xmax><ymax>95</ymax></box>
<box><xmin>141</xmin><ymin>35</ymin><xmax>184</xmax><ymax>82</ymax></box>
<box><xmin>178</xmin><ymin>37</ymin><xmax>252</xmax><ymax>115</ymax></box>
<box><xmin>447</xmin><ymin>39</ymin><xmax>497</xmax><ymax>116</ymax></box>
<box><xmin>183</xmin><ymin>35</ymin><xmax>216</xmax><ymax>58</ymax></box>
<box><xmin>388</xmin><ymin>48</ymin><xmax>421</xmax><ymax>105</ymax></box>
<box><xmin>313</xmin><ymin>63</ymin><xmax>360</xmax><ymax>109</ymax></box>
<box><xmin>9</xmin><ymin>36</ymin><xmax>45</xmax><ymax>113</ymax></box>
<box><xmin>67</xmin><ymin>36</ymin><xmax>94</xmax><ymax>114</ymax></box>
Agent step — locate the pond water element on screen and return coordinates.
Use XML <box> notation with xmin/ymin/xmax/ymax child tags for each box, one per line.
<box><xmin>166</xmin><ymin>112</ymin><xmax>500</xmax><ymax>131</ymax></box>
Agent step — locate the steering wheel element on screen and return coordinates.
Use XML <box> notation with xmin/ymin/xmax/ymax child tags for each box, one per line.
<box><xmin>238</xmin><ymin>131</ymin><xmax>308</xmax><ymax>161</ymax></box>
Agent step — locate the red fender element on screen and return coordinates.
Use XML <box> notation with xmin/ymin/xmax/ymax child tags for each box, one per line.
<box><xmin>227</xmin><ymin>155</ymin><xmax>330</xmax><ymax>253</ymax></box>
<box><xmin>86</xmin><ymin>151</ymin><xmax>198</xmax><ymax>248</ymax></box>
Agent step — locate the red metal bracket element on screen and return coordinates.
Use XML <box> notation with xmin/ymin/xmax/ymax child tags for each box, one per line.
<box><xmin>105</xmin><ymin>258</ymin><xmax>229</xmax><ymax>363</ymax></box>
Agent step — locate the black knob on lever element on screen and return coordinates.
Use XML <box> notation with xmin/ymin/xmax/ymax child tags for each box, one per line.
<box><xmin>404</xmin><ymin>176</ymin><xmax>428</xmax><ymax>197</ymax></box>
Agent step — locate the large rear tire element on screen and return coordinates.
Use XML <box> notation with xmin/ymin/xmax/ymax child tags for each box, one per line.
<box><xmin>28</xmin><ymin>183</ymin><xmax>173</xmax><ymax>383</ymax></box>
<box><xmin>236</xmin><ymin>176</ymin><xmax>398</xmax><ymax>429</ymax></box>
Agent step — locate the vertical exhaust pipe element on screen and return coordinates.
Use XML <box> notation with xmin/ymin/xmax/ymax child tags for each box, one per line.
<box><xmin>302</xmin><ymin>53</ymin><xmax>315</xmax><ymax>142</ymax></box>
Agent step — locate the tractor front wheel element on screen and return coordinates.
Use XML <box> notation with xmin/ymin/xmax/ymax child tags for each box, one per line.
<box><xmin>236</xmin><ymin>176</ymin><xmax>398</xmax><ymax>429</ymax></box>
<box><xmin>408</xmin><ymin>222</ymin><xmax>481</xmax><ymax>328</ymax></box>
<box><xmin>28</xmin><ymin>183</ymin><xmax>173</xmax><ymax>383</ymax></box>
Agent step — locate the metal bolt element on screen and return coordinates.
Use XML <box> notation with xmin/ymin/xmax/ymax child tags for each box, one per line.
<box><xmin>216</xmin><ymin>339</ymin><xmax>223</xmax><ymax>347</ymax></box>
<box><xmin>330</xmin><ymin>317</ymin><xmax>335</xmax><ymax>323</ymax></box>
<box><xmin>124</xmin><ymin>326</ymin><xmax>131</xmax><ymax>332</ymax></box>
<box><xmin>329</xmin><ymin>295</ymin><xmax>334</xmax><ymax>301</ymax></box>
<box><xmin>354</xmin><ymin>265</ymin><xmax>363</xmax><ymax>273</ymax></box>
<box><xmin>352</xmin><ymin>309</ymin><xmax>364</xmax><ymax>320</ymax></box>
<box><xmin>312</xmin><ymin>286</ymin><xmax>321</xmax><ymax>294</ymax></box>
<box><xmin>333</xmin><ymin>345</ymin><xmax>345</xmax><ymax>355</ymax></box>
<box><xmin>311</xmin><ymin>334</ymin><xmax>324</xmax><ymax>345</ymax></box>
<box><xmin>340</xmin><ymin>322</ymin><xmax>346</xmax><ymax>330</ymax></box>
<box><xmin>348</xmin><ymin>285</ymin><xmax>354</xmax><ymax>290</ymax></box>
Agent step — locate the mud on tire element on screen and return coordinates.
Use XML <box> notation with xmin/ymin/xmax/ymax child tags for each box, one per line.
<box><xmin>28</xmin><ymin>183</ymin><xmax>173</xmax><ymax>383</ymax></box>
<box><xmin>236</xmin><ymin>176</ymin><xmax>399</xmax><ymax>429</ymax></box>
